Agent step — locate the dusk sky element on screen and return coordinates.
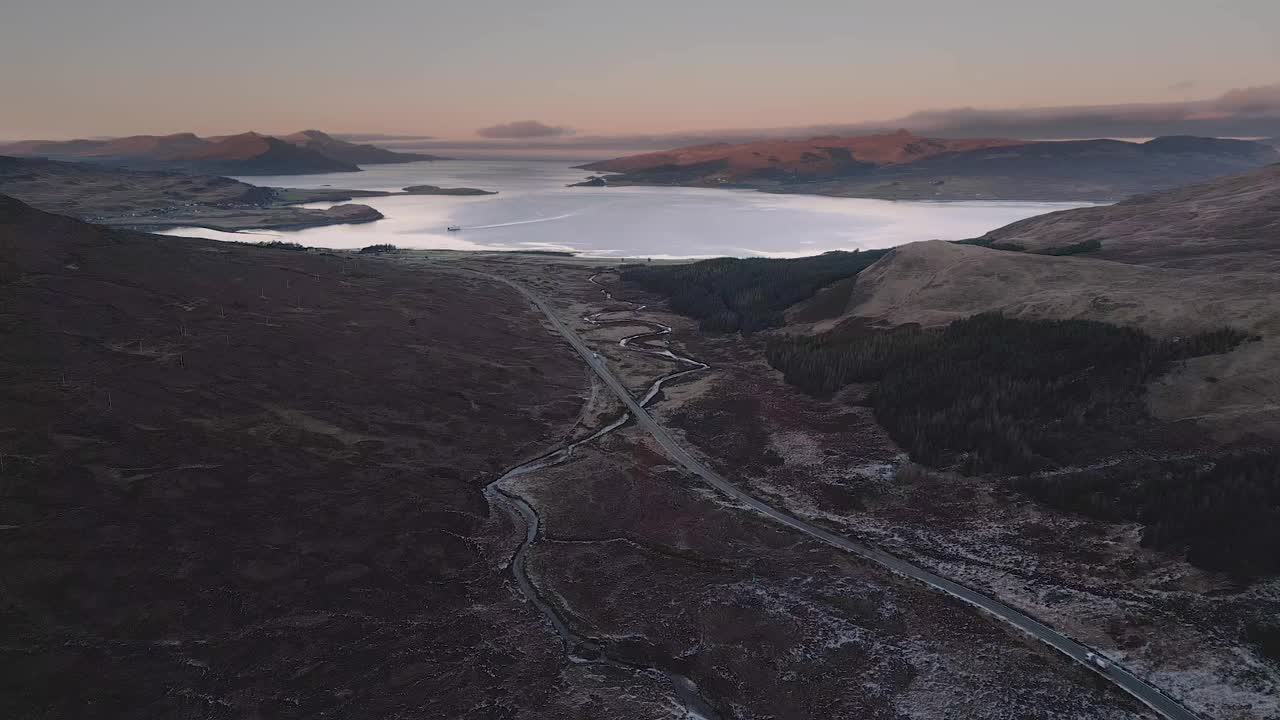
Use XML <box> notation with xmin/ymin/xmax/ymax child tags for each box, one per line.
<box><xmin>3</xmin><ymin>0</ymin><xmax>1278</xmax><ymax>141</ymax></box>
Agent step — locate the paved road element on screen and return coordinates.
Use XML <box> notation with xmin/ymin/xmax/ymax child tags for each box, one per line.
<box><xmin>490</xmin><ymin>272</ymin><xmax>1200</xmax><ymax>720</ymax></box>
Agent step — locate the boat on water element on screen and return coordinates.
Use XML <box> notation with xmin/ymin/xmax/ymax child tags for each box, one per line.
<box><xmin>447</xmin><ymin>225</ymin><xmax>461</xmax><ymax>232</ymax></box>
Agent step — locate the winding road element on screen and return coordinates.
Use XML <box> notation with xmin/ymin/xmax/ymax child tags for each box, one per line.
<box><xmin>482</xmin><ymin>268</ymin><xmax>1202</xmax><ymax>720</ymax></box>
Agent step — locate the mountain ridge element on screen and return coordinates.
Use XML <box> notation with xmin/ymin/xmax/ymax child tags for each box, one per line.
<box><xmin>579</xmin><ymin>132</ymin><xmax>1280</xmax><ymax>201</ymax></box>
<box><xmin>281</xmin><ymin>129</ymin><xmax>445</xmax><ymax>165</ymax></box>
<box><xmin>0</xmin><ymin>129</ymin><xmax>447</xmax><ymax>175</ymax></box>
<box><xmin>579</xmin><ymin>130</ymin><xmax>1022</xmax><ymax>176</ymax></box>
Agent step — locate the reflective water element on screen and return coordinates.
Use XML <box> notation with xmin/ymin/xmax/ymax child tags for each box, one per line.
<box><xmin>160</xmin><ymin>159</ymin><xmax>1095</xmax><ymax>258</ymax></box>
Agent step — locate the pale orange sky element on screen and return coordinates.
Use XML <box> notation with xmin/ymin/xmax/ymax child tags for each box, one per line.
<box><xmin>2</xmin><ymin>0</ymin><xmax>1278</xmax><ymax>140</ymax></box>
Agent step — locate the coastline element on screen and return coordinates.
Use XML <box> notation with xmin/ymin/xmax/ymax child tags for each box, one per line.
<box><xmin>572</xmin><ymin>174</ymin><xmax>1132</xmax><ymax>203</ymax></box>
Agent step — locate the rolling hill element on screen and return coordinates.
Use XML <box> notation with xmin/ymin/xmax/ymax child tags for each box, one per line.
<box><xmin>818</xmin><ymin>240</ymin><xmax>1279</xmax><ymax>339</ymax></box>
<box><xmin>0</xmin><ymin>129</ymin><xmax>443</xmax><ymax>175</ymax></box>
<box><xmin>787</xmin><ymin>163</ymin><xmax>1280</xmax><ymax>439</ymax></box>
<box><xmin>580</xmin><ymin>132</ymin><xmax>1279</xmax><ymax>201</ymax></box>
<box><xmin>281</xmin><ymin>129</ymin><xmax>445</xmax><ymax>164</ymax></box>
<box><xmin>580</xmin><ymin>130</ymin><xmax>1021</xmax><ymax>177</ymax></box>
<box><xmin>0</xmin><ymin>155</ymin><xmax>384</xmax><ymax>230</ymax></box>
<box><xmin>169</xmin><ymin>132</ymin><xmax>358</xmax><ymax>174</ymax></box>
<box><xmin>0</xmin><ymin>132</ymin><xmax>209</xmax><ymax>161</ymax></box>
<box><xmin>977</xmin><ymin>162</ymin><xmax>1280</xmax><ymax>269</ymax></box>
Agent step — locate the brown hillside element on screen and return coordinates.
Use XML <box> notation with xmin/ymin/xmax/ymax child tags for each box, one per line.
<box><xmin>167</xmin><ymin>132</ymin><xmax>357</xmax><ymax>174</ymax></box>
<box><xmin>979</xmin><ymin>163</ymin><xmax>1280</xmax><ymax>269</ymax></box>
<box><xmin>582</xmin><ymin>130</ymin><xmax>1021</xmax><ymax>176</ymax></box>
<box><xmin>281</xmin><ymin>129</ymin><xmax>445</xmax><ymax>164</ymax></box>
<box><xmin>178</xmin><ymin>131</ymin><xmax>274</xmax><ymax>160</ymax></box>
<box><xmin>0</xmin><ymin>194</ymin><xmax>589</xmax><ymax>716</ymax></box>
<box><xmin>803</xmin><ymin>239</ymin><xmax>1280</xmax><ymax>439</ymax></box>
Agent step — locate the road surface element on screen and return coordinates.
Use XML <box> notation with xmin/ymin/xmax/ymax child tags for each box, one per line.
<box><xmin>486</xmin><ymin>271</ymin><xmax>1200</xmax><ymax>720</ymax></box>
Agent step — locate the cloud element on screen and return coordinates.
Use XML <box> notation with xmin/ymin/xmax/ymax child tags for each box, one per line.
<box><xmin>386</xmin><ymin>83</ymin><xmax>1280</xmax><ymax>159</ymax></box>
<box><xmin>1208</xmin><ymin>83</ymin><xmax>1280</xmax><ymax>116</ymax></box>
<box><xmin>850</xmin><ymin>82</ymin><xmax>1280</xmax><ymax>139</ymax></box>
<box><xmin>476</xmin><ymin>120</ymin><xmax>574</xmax><ymax>139</ymax></box>
<box><xmin>1166</xmin><ymin>80</ymin><xmax>1196</xmax><ymax>92</ymax></box>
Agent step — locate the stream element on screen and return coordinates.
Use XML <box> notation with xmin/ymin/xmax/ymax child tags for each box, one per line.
<box><xmin>482</xmin><ymin>272</ymin><xmax>721</xmax><ymax>719</ymax></box>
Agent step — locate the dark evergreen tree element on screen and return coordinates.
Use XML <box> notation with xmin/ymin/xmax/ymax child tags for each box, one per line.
<box><xmin>621</xmin><ymin>249</ymin><xmax>888</xmax><ymax>334</ymax></box>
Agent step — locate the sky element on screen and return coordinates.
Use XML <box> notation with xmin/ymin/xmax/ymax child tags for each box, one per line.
<box><xmin>2</xmin><ymin>0</ymin><xmax>1278</xmax><ymax>142</ymax></box>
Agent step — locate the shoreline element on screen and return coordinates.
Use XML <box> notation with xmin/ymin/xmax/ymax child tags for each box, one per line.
<box><xmin>572</xmin><ymin>175</ymin><xmax>1132</xmax><ymax>203</ymax></box>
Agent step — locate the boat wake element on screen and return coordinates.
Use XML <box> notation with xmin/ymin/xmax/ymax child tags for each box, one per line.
<box><xmin>463</xmin><ymin>212</ymin><xmax>579</xmax><ymax>230</ymax></box>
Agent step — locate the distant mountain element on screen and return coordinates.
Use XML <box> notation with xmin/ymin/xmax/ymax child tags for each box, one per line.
<box><xmin>579</xmin><ymin>130</ymin><xmax>1022</xmax><ymax>179</ymax></box>
<box><xmin>0</xmin><ymin>155</ymin><xmax>385</xmax><ymax>230</ymax></box>
<box><xmin>282</xmin><ymin>129</ymin><xmax>446</xmax><ymax>164</ymax></box>
<box><xmin>0</xmin><ymin>129</ymin><xmax>441</xmax><ymax>175</ymax></box>
<box><xmin>1</xmin><ymin>132</ymin><xmax>209</xmax><ymax>163</ymax></box>
<box><xmin>579</xmin><ymin>132</ymin><xmax>1280</xmax><ymax>201</ymax></box>
<box><xmin>166</xmin><ymin>132</ymin><xmax>356</xmax><ymax>175</ymax></box>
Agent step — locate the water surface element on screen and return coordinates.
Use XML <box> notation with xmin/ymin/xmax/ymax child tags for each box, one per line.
<box><xmin>161</xmin><ymin>160</ymin><xmax>1095</xmax><ymax>258</ymax></box>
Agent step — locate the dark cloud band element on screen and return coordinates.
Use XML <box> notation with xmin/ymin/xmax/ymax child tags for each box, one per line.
<box><xmin>477</xmin><ymin>120</ymin><xmax>575</xmax><ymax>139</ymax></box>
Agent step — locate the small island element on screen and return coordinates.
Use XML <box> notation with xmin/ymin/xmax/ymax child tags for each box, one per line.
<box><xmin>401</xmin><ymin>185</ymin><xmax>497</xmax><ymax>196</ymax></box>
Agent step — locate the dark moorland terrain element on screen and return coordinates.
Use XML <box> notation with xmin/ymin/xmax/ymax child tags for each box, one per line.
<box><xmin>580</xmin><ymin>132</ymin><xmax>1279</xmax><ymax>201</ymax></box>
<box><xmin>1</xmin><ymin>197</ymin><xmax>1158</xmax><ymax>719</ymax></box>
<box><xmin>0</xmin><ymin>196</ymin><xmax>591</xmax><ymax>717</ymax></box>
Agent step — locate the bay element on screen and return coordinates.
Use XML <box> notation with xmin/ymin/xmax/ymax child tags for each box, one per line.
<box><xmin>160</xmin><ymin>159</ymin><xmax>1095</xmax><ymax>258</ymax></box>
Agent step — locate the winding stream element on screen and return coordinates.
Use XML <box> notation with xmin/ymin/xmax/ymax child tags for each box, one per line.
<box><xmin>482</xmin><ymin>272</ymin><xmax>720</xmax><ymax>719</ymax></box>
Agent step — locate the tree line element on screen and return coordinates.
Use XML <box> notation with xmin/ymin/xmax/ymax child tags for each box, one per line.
<box><xmin>1013</xmin><ymin>451</ymin><xmax>1280</xmax><ymax>578</ymax></box>
<box><xmin>768</xmin><ymin>313</ymin><xmax>1273</xmax><ymax>576</ymax></box>
<box><xmin>620</xmin><ymin>249</ymin><xmax>888</xmax><ymax>334</ymax></box>
<box><xmin>956</xmin><ymin>237</ymin><xmax>1103</xmax><ymax>256</ymax></box>
<box><xmin>766</xmin><ymin>313</ymin><xmax>1249</xmax><ymax>474</ymax></box>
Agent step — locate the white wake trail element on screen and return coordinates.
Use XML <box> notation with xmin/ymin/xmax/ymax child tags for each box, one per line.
<box><xmin>463</xmin><ymin>212</ymin><xmax>579</xmax><ymax>229</ymax></box>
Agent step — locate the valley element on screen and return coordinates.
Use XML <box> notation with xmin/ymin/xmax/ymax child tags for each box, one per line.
<box><xmin>578</xmin><ymin>162</ymin><xmax>1280</xmax><ymax>718</ymax></box>
<box><xmin>6</xmin><ymin>153</ymin><xmax>1280</xmax><ymax>717</ymax></box>
<box><xmin>6</xmin><ymin>3</ymin><xmax>1279</xmax><ymax>718</ymax></box>
<box><xmin>0</xmin><ymin>196</ymin><xmax>1172</xmax><ymax>719</ymax></box>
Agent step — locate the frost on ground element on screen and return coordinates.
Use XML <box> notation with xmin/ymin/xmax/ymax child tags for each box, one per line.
<box><xmin>487</xmin><ymin>261</ymin><xmax>1269</xmax><ymax>718</ymax></box>
<box><xmin>660</xmin><ymin>363</ymin><xmax>1280</xmax><ymax>720</ymax></box>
